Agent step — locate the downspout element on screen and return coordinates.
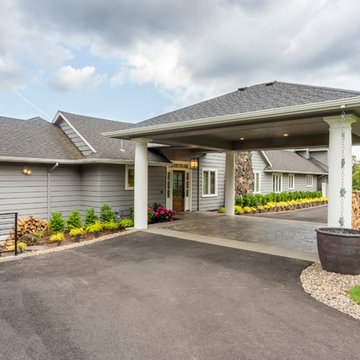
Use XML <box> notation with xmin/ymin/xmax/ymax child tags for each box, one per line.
<box><xmin>47</xmin><ymin>162</ymin><xmax>59</xmax><ymax>219</ymax></box>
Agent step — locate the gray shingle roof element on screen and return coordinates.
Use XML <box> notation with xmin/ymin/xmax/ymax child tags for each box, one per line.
<box><xmin>57</xmin><ymin>111</ymin><xmax>170</xmax><ymax>163</ymax></box>
<box><xmin>263</xmin><ymin>150</ymin><xmax>328</xmax><ymax>174</ymax></box>
<box><xmin>135</xmin><ymin>81</ymin><xmax>360</xmax><ymax>128</ymax></box>
<box><xmin>0</xmin><ymin>116</ymin><xmax>83</xmax><ymax>160</ymax></box>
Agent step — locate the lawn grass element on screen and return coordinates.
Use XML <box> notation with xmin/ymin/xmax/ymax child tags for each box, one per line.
<box><xmin>349</xmin><ymin>285</ymin><xmax>360</xmax><ymax>305</ymax></box>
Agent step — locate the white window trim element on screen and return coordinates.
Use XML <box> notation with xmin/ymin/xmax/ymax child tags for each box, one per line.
<box><xmin>202</xmin><ymin>168</ymin><xmax>218</xmax><ymax>197</ymax></box>
<box><xmin>272</xmin><ymin>173</ymin><xmax>282</xmax><ymax>193</ymax></box>
<box><xmin>253</xmin><ymin>171</ymin><xmax>261</xmax><ymax>194</ymax></box>
<box><xmin>288</xmin><ymin>173</ymin><xmax>295</xmax><ymax>190</ymax></box>
<box><xmin>125</xmin><ymin>164</ymin><xmax>134</xmax><ymax>190</ymax></box>
<box><xmin>306</xmin><ymin>174</ymin><xmax>313</xmax><ymax>187</ymax></box>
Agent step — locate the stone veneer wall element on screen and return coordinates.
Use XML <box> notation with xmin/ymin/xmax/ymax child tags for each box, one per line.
<box><xmin>352</xmin><ymin>191</ymin><xmax>360</xmax><ymax>230</ymax></box>
<box><xmin>235</xmin><ymin>152</ymin><xmax>254</xmax><ymax>197</ymax></box>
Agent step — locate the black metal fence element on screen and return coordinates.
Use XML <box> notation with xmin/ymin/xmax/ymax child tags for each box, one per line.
<box><xmin>0</xmin><ymin>212</ymin><xmax>18</xmax><ymax>256</ymax></box>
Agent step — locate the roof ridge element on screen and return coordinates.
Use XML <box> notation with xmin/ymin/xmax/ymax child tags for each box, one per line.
<box><xmin>58</xmin><ymin>110</ymin><xmax>132</xmax><ymax>126</ymax></box>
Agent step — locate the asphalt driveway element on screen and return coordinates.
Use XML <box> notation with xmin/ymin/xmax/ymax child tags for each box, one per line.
<box><xmin>0</xmin><ymin>232</ymin><xmax>359</xmax><ymax>360</ymax></box>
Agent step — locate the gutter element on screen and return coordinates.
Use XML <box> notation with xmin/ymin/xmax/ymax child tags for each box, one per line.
<box><xmin>47</xmin><ymin>162</ymin><xmax>59</xmax><ymax>220</ymax></box>
<box><xmin>263</xmin><ymin>169</ymin><xmax>327</xmax><ymax>175</ymax></box>
<box><xmin>102</xmin><ymin>96</ymin><xmax>360</xmax><ymax>139</ymax></box>
<box><xmin>0</xmin><ymin>156</ymin><xmax>170</xmax><ymax>167</ymax></box>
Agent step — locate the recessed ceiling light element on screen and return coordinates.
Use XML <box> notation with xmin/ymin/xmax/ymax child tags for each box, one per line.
<box><xmin>283</xmin><ymin>133</ymin><xmax>289</xmax><ymax>137</ymax></box>
<box><xmin>240</xmin><ymin>137</ymin><xmax>245</xmax><ymax>140</ymax></box>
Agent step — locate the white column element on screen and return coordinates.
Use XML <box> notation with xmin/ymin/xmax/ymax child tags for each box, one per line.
<box><xmin>224</xmin><ymin>151</ymin><xmax>235</xmax><ymax>216</ymax></box>
<box><xmin>134</xmin><ymin>138</ymin><xmax>150</xmax><ymax>230</ymax></box>
<box><xmin>324</xmin><ymin>114</ymin><xmax>357</xmax><ymax>228</ymax></box>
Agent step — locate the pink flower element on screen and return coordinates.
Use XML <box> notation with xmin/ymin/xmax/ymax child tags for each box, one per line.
<box><xmin>157</xmin><ymin>206</ymin><xmax>162</xmax><ymax>210</ymax></box>
<box><xmin>154</xmin><ymin>212</ymin><xmax>159</xmax><ymax>216</ymax></box>
<box><xmin>160</xmin><ymin>210</ymin><xmax>165</xmax><ymax>215</ymax></box>
<box><xmin>166</xmin><ymin>216</ymin><xmax>168</xmax><ymax>219</ymax></box>
<box><xmin>170</xmin><ymin>218</ymin><xmax>173</xmax><ymax>221</ymax></box>
<box><xmin>166</xmin><ymin>210</ymin><xmax>169</xmax><ymax>214</ymax></box>
<box><xmin>173</xmin><ymin>211</ymin><xmax>176</xmax><ymax>215</ymax></box>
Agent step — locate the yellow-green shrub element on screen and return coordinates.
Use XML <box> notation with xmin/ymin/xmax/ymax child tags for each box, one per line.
<box><xmin>50</xmin><ymin>232</ymin><xmax>64</xmax><ymax>244</ymax></box>
<box><xmin>86</xmin><ymin>222</ymin><xmax>103</xmax><ymax>233</ymax></box>
<box><xmin>219</xmin><ymin>207</ymin><xmax>225</xmax><ymax>213</ymax></box>
<box><xmin>6</xmin><ymin>242</ymin><xmax>27</xmax><ymax>253</ymax></box>
<box><xmin>235</xmin><ymin>206</ymin><xmax>244</xmax><ymax>214</ymax></box>
<box><xmin>69</xmin><ymin>228</ymin><xmax>85</xmax><ymax>237</ymax></box>
<box><xmin>102</xmin><ymin>221</ymin><xmax>119</xmax><ymax>231</ymax></box>
<box><xmin>119</xmin><ymin>219</ymin><xmax>134</xmax><ymax>228</ymax></box>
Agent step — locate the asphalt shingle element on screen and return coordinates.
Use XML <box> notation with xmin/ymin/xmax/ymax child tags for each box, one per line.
<box><xmin>135</xmin><ymin>81</ymin><xmax>360</xmax><ymax>128</ymax></box>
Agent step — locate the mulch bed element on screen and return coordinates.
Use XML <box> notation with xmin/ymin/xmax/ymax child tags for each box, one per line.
<box><xmin>0</xmin><ymin>229</ymin><xmax>125</xmax><ymax>257</ymax></box>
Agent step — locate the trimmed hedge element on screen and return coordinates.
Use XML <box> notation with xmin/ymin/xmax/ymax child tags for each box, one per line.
<box><xmin>235</xmin><ymin>191</ymin><xmax>322</xmax><ymax>207</ymax></box>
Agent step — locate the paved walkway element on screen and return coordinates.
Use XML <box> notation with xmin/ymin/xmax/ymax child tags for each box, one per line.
<box><xmin>0</xmin><ymin>232</ymin><xmax>358</xmax><ymax>360</ymax></box>
<box><xmin>151</xmin><ymin>210</ymin><xmax>322</xmax><ymax>257</ymax></box>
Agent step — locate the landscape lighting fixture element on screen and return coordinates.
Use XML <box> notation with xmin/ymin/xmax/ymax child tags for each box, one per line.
<box><xmin>283</xmin><ymin>133</ymin><xmax>289</xmax><ymax>137</ymax></box>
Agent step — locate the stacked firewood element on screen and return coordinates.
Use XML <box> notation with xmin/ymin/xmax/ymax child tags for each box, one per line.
<box><xmin>352</xmin><ymin>191</ymin><xmax>360</xmax><ymax>230</ymax></box>
<box><xmin>8</xmin><ymin>216</ymin><xmax>48</xmax><ymax>239</ymax></box>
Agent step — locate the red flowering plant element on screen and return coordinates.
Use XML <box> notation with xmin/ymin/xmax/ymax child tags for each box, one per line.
<box><xmin>147</xmin><ymin>203</ymin><xmax>176</xmax><ymax>223</ymax></box>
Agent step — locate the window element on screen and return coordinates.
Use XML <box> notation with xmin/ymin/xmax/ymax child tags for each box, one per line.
<box><xmin>202</xmin><ymin>169</ymin><xmax>217</xmax><ymax>197</ymax></box>
<box><xmin>125</xmin><ymin>165</ymin><xmax>134</xmax><ymax>190</ymax></box>
<box><xmin>272</xmin><ymin>173</ymin><xmax>282</xmax><ymax>193</ymax></box>
<box><xmin>253</xmin><ymin>172</ymin><xmax>260</xmax><ymax>193</ymax></box>
<box><xmin>306</xmin><ymin>175</ymin><xmax>313</xmax><ymax>187</ymax></box>
<box><xmin>288</xmin><ymin>174</ymin><xmax>295</xmax><ymax>190</ymax></box>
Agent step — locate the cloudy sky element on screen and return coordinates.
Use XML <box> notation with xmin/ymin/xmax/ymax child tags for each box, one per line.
<box><xmin>1</xmin><ymin>0</ymin><xmax>360</xmax><ymax>131</ymax></box>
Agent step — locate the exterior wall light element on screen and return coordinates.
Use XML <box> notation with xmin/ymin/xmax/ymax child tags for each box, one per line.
<box><xmin>190</xmin><ymin>159</ymin><xmax>199</xmax><ymax>169</ymax></box>
<box><xmin>283</xmin><ymin>133</ymin><xmax>289</xmax><ymax>137</ymax></box>
<box><xmin>22</xmin><ymin>167</ymin><xmax>32</xmax><ymax>175</ymax></box>
<box><xmin>240</xmin><ymin>137</ymin><xmax>245</xmax><ymax>140</ymax></box>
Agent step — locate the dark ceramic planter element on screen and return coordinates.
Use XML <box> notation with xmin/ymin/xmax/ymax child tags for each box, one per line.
<box><xmin>316</xmin><ymin>227</ymin><xmax>360</xmax><ymax>275</ymax></box>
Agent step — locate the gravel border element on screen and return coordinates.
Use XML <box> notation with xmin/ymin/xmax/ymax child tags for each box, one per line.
<box><xmin>301</xmin><ymin>262</ymin><xmax>360</xmax><ymax>320</ymax></box>
<box><xmin>0</xmin><ymin>228</ymin><xmax>136</xmax><ymax>263</ymax></box>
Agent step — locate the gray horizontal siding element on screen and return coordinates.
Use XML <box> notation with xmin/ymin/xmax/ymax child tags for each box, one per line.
<box><xmin>192</xmin><ymin>153</ymin><xmax>225</xmax><ymax>211</ymax></box>
<box><xmin>0</xmin><ymin>164</ymin><xmax>81</xmax><ymax>239</ymax></box>
<box><xmin>251</xmin><ymin>151</ymin><xmax>272</xmax><ymax>194</ymax></box>
<box><xmin>97</xmin><ymin>164</ymin><xmax>166</xmax><ymax>217</ymax></box>
<box><xmin>57</xmin><ymin>117</ymin><xmax>93</xmax><ymax>155</ymax></box>
<box><xmin>311</xmin><ymin>151</ymin><xmax>328</xmax><ymax>167</ymax></box>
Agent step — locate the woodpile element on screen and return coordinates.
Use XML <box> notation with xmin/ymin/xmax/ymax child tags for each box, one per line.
<box><xmin>8</xmin><ymin>216</ymin><xmax>48</xmax><ymax>239</ymax></box>
<box><xmin>352</xmin><ymin>191</ymin><xmax>360</xmax><ymax>230</ymax></box>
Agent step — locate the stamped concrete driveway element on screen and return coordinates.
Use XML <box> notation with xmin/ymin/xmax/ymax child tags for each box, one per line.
<box><xmin>1</xmin><ymin>232</ymin><xmax>359</xmax><ymax>360</ymax></box>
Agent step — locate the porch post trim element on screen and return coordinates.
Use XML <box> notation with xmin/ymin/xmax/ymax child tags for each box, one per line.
<box><xmin>324</xmin><ymin>113</ymin><xmax>358</xmax><ymax>228</ymax></box>
<box><xmin>133</xmin><ymin>138</ymin><xmax>151</xmax><ymax>230</ymax></box>
<box><xmin>225</xmin><ymin>151</ymin><xmax>236</xmax><ymax>216</ymax></box>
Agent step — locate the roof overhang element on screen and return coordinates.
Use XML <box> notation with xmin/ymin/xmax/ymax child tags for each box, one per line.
<box><xmin>103</xmin><ymin>97</ymin><xmax>360</xmax><ymax>151</ymax></box>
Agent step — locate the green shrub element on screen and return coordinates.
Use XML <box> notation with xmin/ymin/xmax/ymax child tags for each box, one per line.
<box><xmin>49</xmin><ymin>212</ymin><xmax>65</xmax><ymax>233</ymax></box>
<box><xmin>66</xmin><ymin>210</ymin><xmax>82</xmax><ymax>229</ymax></box>
<box><xmin>50</xmin><ymin>232</ymin><xmax>64</xmax><ymax>244</ymax></box>
<box><xmin>219</xmin><ymin>207</ymin><xmax>225</xmax><ymax>213</ymax></box>
<box><xmin>86</xmin><ymin>222</ymin><xmax>103</xmax><ymax>233</ymax></box>
<box><xmin>119</xmin><ymin>219</ymin><xmax>134</xmax><ymax>228</ymax></box>
<box><xmin>84</xmin><ymin>208</ymin><xmax>99</xmax><ymax>226</ymax></box>
<box><xmin>69</xmin><ymin>227</ymin><xmax>85</xmax><ymax>237</ymax></box>
<box><xmin>349</xmin><ymin>285</ymin><xmax>360</xmax><ymax>304</ymax></box>
<box><xmin>235</xmin><ymin>190</ymin><xmax>323</xmax><ymax>207</ymax></box>
<box><xmin>101</xmin><ymin>204</ymin><xmax>115</xmax><ymax>222</ymax></box>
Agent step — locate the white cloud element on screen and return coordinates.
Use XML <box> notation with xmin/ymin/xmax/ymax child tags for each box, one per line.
<box><xmin>0</xmin><ymin>57</ymin><xmax>25</xmax><ymax>91</ymax></box>
<box><xmin>49</xmin><ymin>65</ymin><xmax>105</xmax><ymax>92</ymax></box>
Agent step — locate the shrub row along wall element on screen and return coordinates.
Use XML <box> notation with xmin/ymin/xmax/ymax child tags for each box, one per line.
<box><xmin>352</xmin><ymin>191</ymin><xmax>360</xmax><ymax>230</ymax></box>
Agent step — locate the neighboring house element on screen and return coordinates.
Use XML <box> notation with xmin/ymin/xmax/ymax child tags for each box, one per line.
<box><xmin>251</xmin><ymin>150</ymin><xmax>328</xmax><ymax>195</ymax></box>
<box><xmin>0</xmin><ymin>112</ymin><xmax>225</xmax><ymax>238</ymax></box>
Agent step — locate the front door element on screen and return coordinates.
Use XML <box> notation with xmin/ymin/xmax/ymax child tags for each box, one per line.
<box><xmin>173</xmin><ymin>170</ymin><xmax>185</xmax><ymax>211</ymax></box>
